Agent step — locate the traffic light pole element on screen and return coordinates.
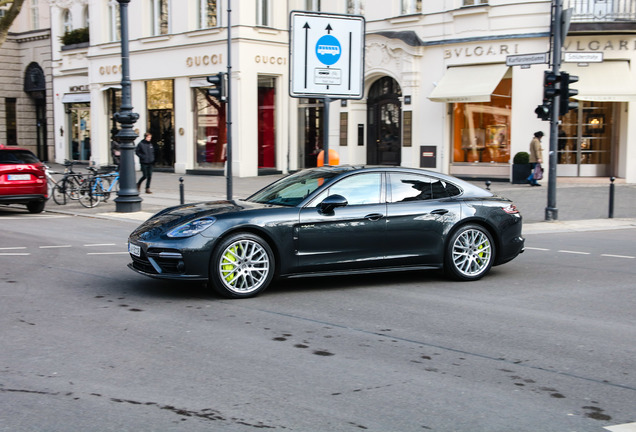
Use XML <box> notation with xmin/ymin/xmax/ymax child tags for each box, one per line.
<box><xmin>545</xmin><ymin>0</ymin><xmax>562</xmax><ymax>221</ymax></box>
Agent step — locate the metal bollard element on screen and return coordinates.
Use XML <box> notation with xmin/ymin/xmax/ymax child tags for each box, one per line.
<box><xmin>179</xmin><ymin>177</ymin><xmax>184</xmax><ymax>205</ymax></box>
<box><xmin>608</xmin><ymin>177</ymin><xmax>615</xmax><ymax>219</ymax></box>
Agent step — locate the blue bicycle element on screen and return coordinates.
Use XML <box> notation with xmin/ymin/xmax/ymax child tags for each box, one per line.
<box><xmin>79</xmin><ymin>165</ymin><xmax>119</xmax><ymax>208</ymax></box>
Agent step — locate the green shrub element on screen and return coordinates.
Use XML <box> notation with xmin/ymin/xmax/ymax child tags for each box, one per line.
<box><xmin>513</xmin><ymin>151</ymin><xmax>529</xmax><ymax>164</ymax></box>
<box><xmin>60</xmin><ymin>27</ymin><xmax>90</xmax><ymax>46</ymax></box>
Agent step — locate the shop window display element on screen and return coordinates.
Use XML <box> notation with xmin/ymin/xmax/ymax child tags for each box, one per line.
<box><xmin>452</xmin><ymin>78</ymin><xmax>511</xmax><ymax>164</ymax></box>
<box><xmin>558</xmin><ymin>101</ymin><xmax>613</xmax><ymax>167</ymax></box>
<box><xmin>195</xmin><ymin>88</ymin><xmax>226</xmax><ymax>169</ymax></box>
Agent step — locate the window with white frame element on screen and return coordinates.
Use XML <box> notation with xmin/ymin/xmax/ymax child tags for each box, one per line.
<box><xmin>347</xmin><ymin>0</ymin><xmax>364</xmax><ymax>14</ymax></box>
<box><xmin>305</xmin><ymin>0</ymin><xmax>320</xmax><ymax>11</ymax></box>
<box><xmin>109</xmin><ymin>0</ymin><xmax>120</xmax><ymax>41</ymax></box>
<box><xmin>401</xmin><ymin>0</ymin><xmax>421</xmax><ymax>14</ymax></box>
<box><xmin>83</xmin><ymin>5</ymin><xmax>89</xmax><ymax>28</ymax></box>
<box><xmin>198</xmin><ymin>0</ymin><xmax>219</xmax><ymax>29</ymax></box>
<box><xmin>62</xmin><ymin>9</ymin><xmax>72</xmax><ymax>33</ymax></box>
<box><xmin>463</xmin><ymin>0</ymin><xmax>488</xmax><ymax>5</ymax></box>
<box><xmin>30</xmin><ymin>0</ymin><xmax>39</xmax><ymax>29</ymax></box>
<box><xmin>151</xmin><ymin>0</ymin><xmax>170</xmax><ymax>35</ymax></box>
<box><xmin>256</xmin><ymin>0</ymin><xmax>271</xmax><ymax>27</ymax></box>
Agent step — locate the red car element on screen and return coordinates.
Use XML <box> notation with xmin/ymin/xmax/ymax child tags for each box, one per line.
<box><xmin>0</xmin><ymin>144</ymin><xmax>48</xmax><ymax>213</ymax></box>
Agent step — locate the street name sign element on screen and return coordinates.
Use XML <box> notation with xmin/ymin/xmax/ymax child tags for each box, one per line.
<box><xmin>506</xmin><ymin>52</ymin><xmax>549</xmax><ymax>67</ymax></box>
<box><xmin>563</xmin><ymin>52</ymin><xmax>604</xmax><ymax>63</ymax></box>
<box><xmin>290</xmin><ymin>11</ymin><xmax>365</xmax><ymax>99</ymax></box>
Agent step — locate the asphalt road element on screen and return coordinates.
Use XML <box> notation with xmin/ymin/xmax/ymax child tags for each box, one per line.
<box><xmin>1</xmin><ymin>208</ymin><xmax>635</xmax><ymax>432</ymax></box>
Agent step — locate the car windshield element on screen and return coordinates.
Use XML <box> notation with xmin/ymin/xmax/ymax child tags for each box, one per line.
<box><xmin>0</xmin><ymin>149</ymin><xmax>40</xmax><ymax>164</ymax></box>
<box><xmin>247</xmin><ymin>169</ymin><xmax>342</xmax><ymax>207</ymax></box>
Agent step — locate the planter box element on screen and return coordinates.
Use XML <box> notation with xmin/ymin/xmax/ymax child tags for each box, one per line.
<box><xmin>512</xmin><ymin>163</ymin><xmax>532</xmax><ymax>184</ymax></box>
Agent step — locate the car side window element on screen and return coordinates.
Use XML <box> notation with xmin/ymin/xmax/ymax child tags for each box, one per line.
<box><xmin>388</xmin><ymin>173</ymin><xmax>460</xmax><ymax>202</ymax></box>
<box><xmin>312</xmin><ymin>173</ymin><xmax>382</xmax><ymax>206</ymax></box>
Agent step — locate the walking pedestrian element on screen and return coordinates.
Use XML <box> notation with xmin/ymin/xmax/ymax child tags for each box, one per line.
<box><xmin>527</xmin><ymin>131</ymin><xmax>544</xmax><ymax>186</ymax></box>
<box><xmin>135</xmin><ymin>132</ymin><xmax>155</xmax><ymax>194</ymax></box>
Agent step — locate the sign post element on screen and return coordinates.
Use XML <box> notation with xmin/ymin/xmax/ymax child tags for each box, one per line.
<box><xmin>290</xmin><ymin>11</ymin><xmax>365</xmax><ymax>165</ymax></box>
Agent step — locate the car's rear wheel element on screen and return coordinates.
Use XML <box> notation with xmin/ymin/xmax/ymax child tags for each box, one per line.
<box><xmin>445</xmin><ymin>224</ymin><xmax>494</xmax><ymax>281</ymax></box>
<box><xmin>210</xmin><ymin>233</ymin><xmax>275</xmax><ymax>298</ymax></box>
<box><xmin>27</xmin><ymin>200</ymin><xmax>45</xmax><ymax>214</ymax></box>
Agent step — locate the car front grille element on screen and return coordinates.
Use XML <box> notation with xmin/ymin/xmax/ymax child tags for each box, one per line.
<box><xmin>130</xmin><ymin>248</ymin><xmax>185</xmax><ymax>275</ymax></box>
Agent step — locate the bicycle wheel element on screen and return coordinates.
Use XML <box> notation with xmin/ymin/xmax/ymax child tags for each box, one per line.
<box><xmin>52</xmin><ymin>181</ymin><xmax>67</xmax><ymax>205</ymax></box>
<box><xmin>67</xmin><ymin>176</ymin><xmax>84</xmax><ymax>200</ymax></box>
<box><xmin>79</xmin><ymin>180</ymin><xmax>103</xmax><ymax>208</ymax></box>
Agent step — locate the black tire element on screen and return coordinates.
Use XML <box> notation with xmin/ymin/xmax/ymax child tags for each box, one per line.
<box><xmin>52</xmin><ymin>181</ymin><xmax>67</xmax><ymax>205</ymax></box>
<box><xmin>209</xmin><ymin>233</ymin><xmax>275</xmax><ymax>299</ymax></box>
<box><xmin>444</xmin><ymin>224</ymin><xmax>495</xmax><ymax>281</ymax></box>
<box><xmin>27</xmin><ymin>200</ymin><xmax>45</xmax><ymax>214</ymax></box>
<box><xmin>79</xmin><ymin>181</ymin><xmax>103</xmax><ymax>208</ymax></box>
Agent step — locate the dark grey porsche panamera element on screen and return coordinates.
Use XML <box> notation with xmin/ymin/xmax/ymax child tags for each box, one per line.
<box><xmin>128</xmin><ymin>166</ymin><xmax>524</xmax><ymax>298</ymax></box>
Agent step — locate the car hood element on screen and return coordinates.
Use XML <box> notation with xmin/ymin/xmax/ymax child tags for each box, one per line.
<box><xmin>130</xmin><ymin>200</ymin><xmax>271</xmax><ymax>238</ymax></box>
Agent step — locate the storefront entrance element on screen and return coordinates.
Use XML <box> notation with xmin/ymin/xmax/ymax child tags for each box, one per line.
<box><xmin>67</xmin><ymin>104</ymin><xmax>91</xmax><ymax>161</ymax></box>
<box><xmin>258</xmin><ymin>77</ymin><xmax>276</xmax><ymax>169</ymax></box>
<box><xmin>558</xmin><ymin>101</ymin><xmax>617</xmax><ymax>177</ymax></box>
<box><xmin>367</xmin><ymin>77</ymin><xmax>402</xmax><ymax>165</ymax></box>
<box><xmin>146</xmin><ymin>80</ymin><xmax>175</xmax><ymax>169</ymax></box>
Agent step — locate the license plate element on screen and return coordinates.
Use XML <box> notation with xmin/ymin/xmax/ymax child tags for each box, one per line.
<box><xmin>8</xmin><ymin>174</ymin><xmax>30</xmax><ymax>180</ymax></box>
<box><xmin>128</xmin><ymin>243</ymin><xmax>141</xmax><ymax>257</ymax></box>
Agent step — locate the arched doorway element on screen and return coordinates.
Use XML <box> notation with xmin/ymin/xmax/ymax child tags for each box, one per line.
<box><xmin>24</xmin><ymin>62</ymin><xmax>48</xmax><ymax>161</ymax></box>
<box><xmin>367</xmin><ymin>77</ymin><xmax>402</xmax><ymax>165</ymax></box>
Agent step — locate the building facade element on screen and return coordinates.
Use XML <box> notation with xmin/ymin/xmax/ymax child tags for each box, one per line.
<box><xmin>0</xmin><ymin>0</ymin><xmax>53</xmax><ymax>161</ymax></box>
<box><xmin>49</xmin><ymin>0</ymin><xmax>636</xmax><ymax>182</ymax></box>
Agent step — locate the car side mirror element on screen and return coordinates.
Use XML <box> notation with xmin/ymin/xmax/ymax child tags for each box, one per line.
<box><xmin>318</xmin><ymin>194</ymin><xmax>348</xmax><ymax>214</ymax></box>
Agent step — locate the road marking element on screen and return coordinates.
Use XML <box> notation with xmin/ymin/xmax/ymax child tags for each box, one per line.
<box><xmin>0</xmin><ymin>247</ymin><xmax>27</xmax><ymax>250</ymax></box>
<box><xmin>604</xmin><ymin>422</ymin><xmax>636</xmax><ymax>432</ymax></box>
<box><xmin>558</xmin><ymin>250</ymin><xmax>591</xmax><ymax>255</ymax></box>
<box><xmin>86</xmin><ymin>252</ymin><xmax>128</xmax><ymax>255</ymax></box>
<box><xmin>0</xmin><ymin>253</ymin><xmax>30</xmax><ymax>256</ymax></box>
<box><xmin>525</xmin><ymin>247</ymin><xmax>550</xmax><ymax>251</ymax></box>
<box><xmin>39</xmin><ymin>245</ymin><xmax>72</xmax><ymax>249</ymax></box>
<box><xmin>84</xmin><ymin>243</ymin><xmax>117</xmax><ymax>247</ymax></box>
<box><xmin>601</xmin><ymin>254</ymin><xmax>635</xmax><ymax>259</ymax></box>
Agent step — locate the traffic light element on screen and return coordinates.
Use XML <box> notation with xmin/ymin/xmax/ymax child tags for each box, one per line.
<box><xmin>206</xmin><ymin>72</ymin><xmax>227</xmax><ymax>102</ymax></box>
<box><xmin>558</xmin><ymin>71</ymin><xmax>579</xmax><ymax>116</ymax></box>
<box><xmin>543</xmin><ymin>71</ymin><xmax>558</xmax><ymax>100</ymax></box>
<box><xmin>535</xmin><ymin>101</ymin><xmax>551</xmax><ymax>121</ymax></box>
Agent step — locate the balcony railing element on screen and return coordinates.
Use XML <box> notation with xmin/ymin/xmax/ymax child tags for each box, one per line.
<box><xmin>565</xmin><ymin>0</ymin><xmax>636</xmax><ymax>22</ymax></box>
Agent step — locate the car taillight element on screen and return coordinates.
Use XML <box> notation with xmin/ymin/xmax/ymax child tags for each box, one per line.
<box><xmin>502</xmin><ymin>204</ymin><xmax>519</xmax><ymax>214</ymax></box>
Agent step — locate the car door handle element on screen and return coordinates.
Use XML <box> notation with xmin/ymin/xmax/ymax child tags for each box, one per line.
<box><xmin>365</xmin><ymin>213</ymin><xmax>384</xmax><ymax>221</ymax></box>
<box><xmin>430</xmin><ymin>209</ymin><xmax>449</xmax><ymax>215</ymax></box>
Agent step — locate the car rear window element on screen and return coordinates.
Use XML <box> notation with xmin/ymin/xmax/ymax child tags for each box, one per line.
<box><xmin>0</xmin><ymin>149</ymin><xmax>41</xmax><ymax>164</ymax></box>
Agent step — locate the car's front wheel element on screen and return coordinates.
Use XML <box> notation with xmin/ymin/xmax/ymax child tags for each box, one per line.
<box><xmin>445</xmin><ymin>224</ymin><xmax>495</xmax><ymax>281</ymax></box>
<box><xmin>210</xmin><ymin>233</ymin><xmax>275</xmax><ymax>298</ymax></box>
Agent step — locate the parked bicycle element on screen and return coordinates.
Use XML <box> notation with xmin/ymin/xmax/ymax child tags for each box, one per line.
<box><xmin>79</xmin><ymin>165</ymin><xmax>119</xmax><ymax>208</ymax></box>
<box><xmin>51</xmin><ymin>160</ymin><xmax>86</xmax><ymax>205</ymax></box>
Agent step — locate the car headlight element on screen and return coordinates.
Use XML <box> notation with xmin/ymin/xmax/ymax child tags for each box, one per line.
<box><xmin>167</xmin><ymin>217</ymin><xmax>217</xmax><ymax>238</ymax></box>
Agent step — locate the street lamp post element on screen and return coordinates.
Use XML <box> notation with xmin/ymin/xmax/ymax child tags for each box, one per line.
<box><xmin>114</xmin><ymin>0</ymin><xmax>142</xmax><ymax>213</ymax></box>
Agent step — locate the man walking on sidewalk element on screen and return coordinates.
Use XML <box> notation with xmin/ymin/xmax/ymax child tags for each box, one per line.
<box><xmin>527</xmin><ymin>131</ymin><xmax>544</xmax><ymax>187</ymax></box>
<box><xmin>135</xmin><ymin>132</ymin><xmax>155</xmax><ymax>194</ymax></box>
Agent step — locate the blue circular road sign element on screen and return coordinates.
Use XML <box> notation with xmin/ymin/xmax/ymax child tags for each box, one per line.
<box><xmin>315</xmin><ymin>35</ymin><xmax>341</xmax><ymax>66</ymax></box>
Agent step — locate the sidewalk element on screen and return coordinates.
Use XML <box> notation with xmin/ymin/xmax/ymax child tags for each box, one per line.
<box><xmin>44</xmin><ymin>164</ymin><xmax>636</xmax><ymax>233</ymax></box>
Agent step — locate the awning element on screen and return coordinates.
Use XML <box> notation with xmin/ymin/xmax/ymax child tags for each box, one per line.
<box><xmin>190</xmin><ymin>77</ymin><xmax>211</xmax><ymax>88</ymax></box>
<box><xmin>62</xmin><ymin>93</ymin><xmax>90</xmax><ymax>103</ymax></box>
<box><xmin>100</xmin><ymin>84</ymin><xmax>122</xmax><ymax>91</ymax></box>
<box><xmin>428</xmin><ymin>64</ymin><xmax>509</xmax><ymax>103</ymax></box>
<box><xmin>562</xmin><ymin>61</ymin><xmax>636</xmax><ymax>102</ymax></box>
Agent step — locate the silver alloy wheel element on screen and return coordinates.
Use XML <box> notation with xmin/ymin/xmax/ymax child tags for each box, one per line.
<box><xmin>218</xmin><ymin>238</ymin><xmax>271</xmax><ymax>294</ymax></box>
<box><xmin>451</xmin><ymin>227</ymin><xmax>493</xmax><ymax>277</ymax></box>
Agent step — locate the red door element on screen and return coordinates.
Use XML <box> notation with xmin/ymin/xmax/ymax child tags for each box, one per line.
<box><xmin>258</xmin><ymin>86</ymin><xmax>275</xmax><ymax>168</ymax></box>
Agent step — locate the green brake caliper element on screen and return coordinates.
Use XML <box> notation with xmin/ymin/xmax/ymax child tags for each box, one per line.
<box><xmin>222</xmin><ymin>245</ymin><xmax>240</xmax><ymax>284</ymax></box>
